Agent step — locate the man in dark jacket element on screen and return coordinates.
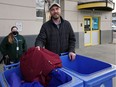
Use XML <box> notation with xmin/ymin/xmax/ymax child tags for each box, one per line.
<box><xmin>35</xmin><ymin>3</ymin><xmax>76</xmax><ymax>60</ymax></box>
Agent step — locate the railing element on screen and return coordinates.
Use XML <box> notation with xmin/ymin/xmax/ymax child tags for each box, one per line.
<box><xmin>78</xmin><ymin>0</ymin><xmax>115</xmax><ymax>10</ymax></box>
<box><xmin>78</xmin><ymin>0</ymin><xmax>114</xmax><ymax>4</ymax></box>
<box><xmin>106</xmin><ymin>0</ymin><xmax>115</xmax><ymax>10</ymax></box>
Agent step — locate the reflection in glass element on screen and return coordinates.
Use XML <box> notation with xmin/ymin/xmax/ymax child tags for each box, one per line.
<box><xmin>36</xmin><ymin>9</ymin><xmax>44</xmax><ymax>17</ymax></box>
<box><xmin>92</xmin><ymin>17</ymin><xmax>98</xmax><ymax>30</ymax></box>
<box><xmin>84</xmin><ymin>18</ymin><xmax>90</xmax><ymax>31</ymax></box>
<box><xmin>36</xmin><ymin>0</ymin><xmax>44</xmax><ymax>8</ymax></box>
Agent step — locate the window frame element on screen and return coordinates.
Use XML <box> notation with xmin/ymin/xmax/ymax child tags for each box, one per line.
<box><xmin>36</xmin><ymin>0</ymin><xmax>44</xmax><ymax>19</ymax></box>
<box><xmin>36</xmin><ymin>0</ymin><xmax>60</xmax><ymax>19</ymax></box>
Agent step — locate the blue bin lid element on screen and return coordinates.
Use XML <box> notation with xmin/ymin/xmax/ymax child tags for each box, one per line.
<box><xmin>60</xmin><ymin>54</ymin><xmax>111</xmax><ymax>74</ymax></box>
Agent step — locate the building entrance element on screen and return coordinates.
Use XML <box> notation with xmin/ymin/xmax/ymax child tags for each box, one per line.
<box><xmin>84</xmin><ymin>16</ymin><xmax>100</xmax><ymax>46</ymax></box>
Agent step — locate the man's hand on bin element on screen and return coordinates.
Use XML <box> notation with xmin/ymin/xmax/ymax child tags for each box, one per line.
<box><xmin>36</xmin><ymin>46</ymin><xmax>40</xmax><ymax>50</ymax></box>
<box><xmin>69</xmin><ymin>52</ymin><xmax>76</xmax><ymax>61</ymax></box>
<box><xmin>36</xmin><ymin>46</ymin><xmax>76</xmax><ymax>60</ymax></box>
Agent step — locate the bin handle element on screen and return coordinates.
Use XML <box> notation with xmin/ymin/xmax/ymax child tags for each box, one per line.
<box><xmin>4</xmin><ymin>62</ymin><xmax>20</xmax><ymax>71</ymax></box>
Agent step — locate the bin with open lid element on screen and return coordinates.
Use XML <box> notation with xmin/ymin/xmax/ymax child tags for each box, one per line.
<box><xmin>60</xmin><ymin>54</ymin><xmax>116</xmax><ymax>87</ymax></box>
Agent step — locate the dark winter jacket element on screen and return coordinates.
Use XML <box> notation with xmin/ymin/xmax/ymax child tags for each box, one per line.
<box><xmin>35</xmin><ymin>17</ymin><xmax>76</xmax><ymax>55</ymax></box>
<box><xmin>0</xmin><ymin>34</ymin><xmax>27</xmax><ymax>63</ymax></box>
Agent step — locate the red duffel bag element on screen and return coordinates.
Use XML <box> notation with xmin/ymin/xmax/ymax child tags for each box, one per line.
<box><xmin>20</xmin><ymin>47</ymin><xmax>62</xmax><ymax>86</ymax></box>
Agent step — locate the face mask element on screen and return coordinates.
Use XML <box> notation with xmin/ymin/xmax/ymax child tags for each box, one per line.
<box><xmin>12</xmin><ymin>31</ymin><xmax>18</xmax><ymax>35</ymax></box>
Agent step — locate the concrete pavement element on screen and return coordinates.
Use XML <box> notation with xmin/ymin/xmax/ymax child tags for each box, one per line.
<box><xmin>75</xmin><ymin>43</ymin><xmax>116</xmax><ymax>65</ymax></box>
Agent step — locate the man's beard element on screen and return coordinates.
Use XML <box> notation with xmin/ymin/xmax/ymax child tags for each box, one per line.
<box><xmin>52</xmin><ymin>14</ymin><xmax>60</xmax><ymax>20</ymax></box>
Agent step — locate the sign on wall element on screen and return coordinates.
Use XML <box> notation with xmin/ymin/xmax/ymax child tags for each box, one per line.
<box><xmin>16</xmin><ymin>21</ymin><xmax>23</xmax><ymax>31</ymax></box>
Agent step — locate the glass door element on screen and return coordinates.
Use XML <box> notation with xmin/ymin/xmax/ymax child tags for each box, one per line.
<box><xmin>84</xmin><ymin>17</ymin><xmax>100</xmax><ymax>46</ymax></box>
<box><xmin>84</xmin><ymin>17</ymin><xmax>92</xmax><ymax>46</ymax></box>
<box><xmin>92</xmin><ymin>17</ymin><xmax>100</xmax><ymax>45</ymax></box>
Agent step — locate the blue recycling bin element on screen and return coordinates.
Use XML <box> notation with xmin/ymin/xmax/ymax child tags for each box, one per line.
<box><xmin>60</xmin><ymin>54</ymin><xmax>116</xmax><ymax>87</ymax></box>
<box><xmin>0</xmin><ymin>63</ymin><xmax>84</xmax><ymax>87</ymax></box>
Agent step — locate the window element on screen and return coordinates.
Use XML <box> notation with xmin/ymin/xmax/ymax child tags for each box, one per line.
<box><xmin>84</xmin><ymin>18</ymin><xmax>91</xmax><ymax>31</ymax></box>
<box><xmin>36</xmin><ymin>0</ymin><xmax>60</xmax><ymax>19</ymax></box>
<box><xmin>36</xmin><ymin>0</ymin><xmax>44</xmax><ymax>19</ymax></box>
<box><xmin>92</xmin><ymin>17</ymin><xmax>99</xmax><ymax>30</ymax></box>
<box><xmin>52</xmin><ymin>0</ymin><xmax>60</xmax><ymax>3</ymax></box>
<box><xmin>36</xmin><ymin>9</ymin><xmax>44</xmax><ymax>18</ymax></box>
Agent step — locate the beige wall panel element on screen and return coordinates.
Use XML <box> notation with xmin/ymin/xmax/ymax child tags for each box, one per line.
<box><xmin>0</xmin><ymin>20</ymin><xmax>13</xmax><ymax>36</ymax></box>
<box><xmin>100</xmin><ymin>12</ymin><xmax>112</xmax><ymax>30</ymax></box>
<box><xmin>0</xmin><ymin>4</ymin><xmax>36</xmax><ymax>20</ymax></box>
<box><xmin>77</xmin><ymin>11</ymin><xmax>85</xmax><ymax>32</ymax></box>
<box><xmin>101</xmin><ymin>22</ymin><xmax>111</xmax><ymax>30</ymax></box>
<box><xmin>101</xmin><ymin>12</ymin><xmax>112</xmax><ymax>20</ymax></box>
<box><xmin>0</xmin><ymin>0</ymin><xmax>35</xmax><ymax>7</ymax></box>
<box><xmin>64</xmin><ymin>11</ymin><xmax>77</xmax><ymax>21</ymax></box>
<box><xmin>77</xmin><ymin>22</ymin><xmax>84</xmax><ymax>32</ymax></box>
<box><xmin>63</xmin><ymin>0</ymin><xmax>79</xmax><ymax>32</ymax></box>
<box><xmin>77</xmin><ymin>11</ymin><xmax>85</xmax><ymax>21</ymax></box>
<box><xmin>20</xmin><ymin>20</ymin><xmax>43</xmax><ymax>35</ymax></box>
<box><xmin>0</xmin><ymin>20</ymin><xmax>43</xmax><ymax>36</ymax></box>
<box><xmin>65</xmin><ymin>1</ymin><xmax>77</xmax><ymax>11</ymax></box>
<box><xmin>69</xmin><ymin>21</ymin><xmax>78</xmax><ymax>32</ymax></box>
<box><xmin>100</xmin><ymin>21</ymin><xmax>112</xmax><ymax>30</ymax></box>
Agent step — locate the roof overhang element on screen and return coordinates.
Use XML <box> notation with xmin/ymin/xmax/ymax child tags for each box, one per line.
<box><xmin>78</xmin><ymin>1</ymin><xmax>115</xmax><ymax>11</ymax></box>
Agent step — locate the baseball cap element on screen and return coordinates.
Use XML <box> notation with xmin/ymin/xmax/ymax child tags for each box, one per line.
<box><xmin>49</xmin><ymin>3</ymin><xmax>61</xmax><ymax>10</ymax></box>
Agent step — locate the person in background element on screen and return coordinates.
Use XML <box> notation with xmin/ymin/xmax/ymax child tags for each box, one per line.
<box><xmin>35</xmin><ymin>3</ymin><xmax>76</xmax><ymax>60</ymax></box>
<box><xmin>0</xmin><ymin>26</ymin><xmax>27</xmax><ymax>65</ymax></box>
